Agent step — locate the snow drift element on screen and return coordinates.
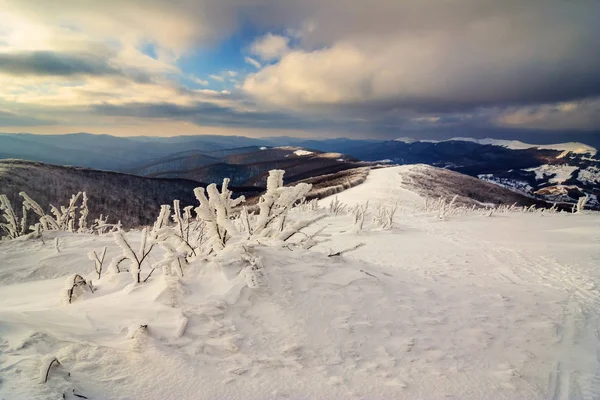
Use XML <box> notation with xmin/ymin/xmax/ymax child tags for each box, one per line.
<box><xmin>1</xmin><ymin>166</ymin><xmax>600</xmax><ymax>399</ymax></box>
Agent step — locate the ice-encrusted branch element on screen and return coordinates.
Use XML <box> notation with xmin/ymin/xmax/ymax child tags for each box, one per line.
<box><xmin>114</xmin><ymin>229</ymin><xmax>155</xmax><ymax>283</ymax></box>
<box><xmin>88</xmin><ymin>246</ymin><xmax>107</xmax><ymax>279</ymax></box>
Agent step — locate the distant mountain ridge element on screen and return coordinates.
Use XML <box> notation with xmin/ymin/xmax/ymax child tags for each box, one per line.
<box><xmin>395</xmin><ymin>137</ymin><xmax>597</xmax><ymax>155</ymax></box>
<box><xmin>0</xmin><ymin>133</ymin><xmax>270</xmax><ymax>172</ymax></box>
<box><xmin>1</xmin><ymin>132</ymin><xmax>598</xmax><ymax>207</ymax></box>
<box><xmin>135</xmin><ymin>146</ymin><xmax>364</xmax><ymax>187</ymax></box>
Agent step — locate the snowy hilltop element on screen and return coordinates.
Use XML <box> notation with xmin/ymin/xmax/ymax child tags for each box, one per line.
<box><xmin>1</xmin><ymin>166</ymin><xmax>599</xmax><ymax>399</ymax></box>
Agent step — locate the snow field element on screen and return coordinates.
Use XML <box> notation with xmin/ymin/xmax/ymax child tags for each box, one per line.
<box><xmin>0</xmin><ymin>166</ymin><xmax>599</xmax><ymax>399</ymax></box>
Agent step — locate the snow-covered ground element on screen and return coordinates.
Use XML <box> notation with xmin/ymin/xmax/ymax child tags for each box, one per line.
<box><xmin>525</xmin><ymin>164</ymin><xmax>579</xmax><ymax>184</ymax></box>
<box><xmin>1</xmin><ymin>166</ymin><xmax>600</xmax><ymax>399</ymax></box>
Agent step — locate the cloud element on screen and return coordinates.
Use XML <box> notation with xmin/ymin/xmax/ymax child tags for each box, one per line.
<box><xmin>0</xmin><ymin>51</ymin><xmax>145</xmax><ymax>79</ymax></box>
<box><xmin>496</xmin><ymin>98</ymin><xmax>600</xmax><ymax>131</ymax></box>
<box><xmin>2</xmin><ymin>0</ymin><xmax>600</xmax><ymax>136</ymax></box>
<box><xmin>90</xmin><ymin>99</ymin><xmax>377</xmax><ymax>132</ymax></box>
<box><xmin>243</xmin><ymin>5</ymin><xmax>600</xmax><ymax>115</ymax></box>
<box><xmin>250</xmin><ymin>33</ymin><xmax>290</xmax><ymax>61</ymax></box>
<box><xmin>244</xmin><ymin>56</ymin><xmax>261</xmax><ymax>69</ymax></box>
<box><xmin>191</xmin><ymin>76</ymin><xmax>209</xmax><ymax>86</ymax></box>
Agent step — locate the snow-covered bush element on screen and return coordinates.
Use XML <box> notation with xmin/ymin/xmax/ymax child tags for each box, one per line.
<box><xmin>194</xmin><ymin>178</ymin><xmax>245</xmax><ymax>253</ymax></box>
<box><xmin>372</xmin><ymin>203</ymin><xmax>397</xmax><ymax>229</ymax></box>
<box><xmin>91</xmin><ymin>214</ymin><xmax>122</xmax><ymax>235</ymax></box>
<box><xmin>576</xmin><ymin>195</ymin><xmax>589</xmax><ymax>213</ymax></box>
<box><xmin>63</xmin><ymin>274</ymin><xmax>93</xmax><ymax>304</ymax></box>
<box><xmin>88</xmin><ymin>247</ymin><xmax>107</xmax><ymax>279</ymax></box>
<box><xmin>113</xmin><ymin>228</ymin><xmax>155</xmax><ymax>283</ymax></box>
<box><xmin>437</xmin><ymin>195</ymin><xmax>458</xmax><ymax>219</ymax></box>
<box><xmin>351</xmin><ymin>202</ymin><xmax>369</xmax><ymax>230</ymax></box>
<box><xmin>296</xmin><ymin>198</ymin><xmax>320</xmax><ymax>212</ymax></box>
<box><xmin>0</xmin><ymin>190</ymin><xmax>114</xmax><ymax>240</ymax></box>
<box><xmin>151</xmin><ymin>201</ymin><xmax>207</xmax><ymax>277</ymax></box>
<box><xmin>190</xmin><ymin>170</ymin><xmax>313</xmax><ymax>256</ymax></box>
<box><xmin>250</xmin><ymin>170</ymin><xmax>312</xmax><ymax>238</ymax></box>
<box><xmin>328</xmin><ymin>196</ymin><xmax>347</xmax><ymax>216</ymax></box>
<box><xmin>0</xmin><ymin>194</ymin><xmax>24</xmax><ymax>239</ymax></box>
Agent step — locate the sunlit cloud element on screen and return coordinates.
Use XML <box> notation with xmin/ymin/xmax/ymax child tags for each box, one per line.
<box><xmin>0</xmin><ymin>0</ymin><xmax>598</xmax><ymax>139</ymax></box>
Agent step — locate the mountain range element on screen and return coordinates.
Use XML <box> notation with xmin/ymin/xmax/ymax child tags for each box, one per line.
<box><xmin>0</xmin><ymin>132</ymin><xmax>598</xmax><ymax>210</ymax></box>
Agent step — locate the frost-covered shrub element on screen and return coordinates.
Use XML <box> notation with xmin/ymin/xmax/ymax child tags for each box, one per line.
<box><xmin>296</xmin><ymin>198</ymin><xmax>320</xmax><ymax>212</ymax></box>
<box><xmin>0</xmin><ymin>194</ymin><xmax>23</xmax><ymax>239</ymax></box>
<box><xmin>437</xmin><ymin>195</ymin><xmax>458</xmax><ymax>219</ymax></box>
<box><xmin>191</xmin><ymin>170</ymin><xmax>313</xmax><ymax>255</ymax></box>
<box><xmin>88</xmin><ymin>247</ymin><xmax>107</xmax><ymax>279</ymax></box>
<box><xmin>194</xmin><ymin>178</ymin><xmax>245</xmax><ymax>253</ymax></box>
<box><xmin>141</xmin><ymin>199</ymin><xmax>211</xmax><ymax>278</ymax></box>
<box><xmin>351</xmin><ymin>201</ymin><xmax>369</xmax><ymax>230</ymax></box>
<box><xmin>328</xmin><ymin>196</ymin><xmax>347</xmax><ymax>215</ymax></box>
<box><xmin>576</xmin><ymin>195</ymin><xmax>589</xmax><ymax>213</ymax></box>
<box><xmin>241</xmin><ymin>248</ymin><xmax>264</xmax><ymax>289</ymax></box>
<box><xmin>113</xmin><ymin>228</ymin><xmax>155</xmax><ymax>283</ymax></box>
<box><xmin>91</xmin><ymin>214</ymin><xmax>122</xmax><ymax>235</ymax></box>
<box><xmin>103</xmin><ymin>170</ymin><xmax>317</xmax><ymax>287</ymax></box>
<box><xmin>249</xmin><ymin>170</ymin><xmax>312</xmax><ymax>238</ymax></box>
<box><xmin>372</xmin><ymin>202</ymin><xmax>397</xmax><ymax>229</ymax></box>
<box><xmin>63</xmin><ymin>274</ymin><xmax>93</xmax><ymax>304</ymax></box>
<box><xmin>0</xmin><ymin>190</ymin><xmax>113</xmax><ymax>240</ymax></box>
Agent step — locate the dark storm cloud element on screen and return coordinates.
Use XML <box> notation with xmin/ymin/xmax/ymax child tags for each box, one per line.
<box><xmin>0</xmin><ymin>51</ymin><xmax>151</xmax><ymax>82</ymax></box>
<box><xmin>93</xmin><ymin>102</ymin><xmax>377</xmax><ymax>131</ymax></box>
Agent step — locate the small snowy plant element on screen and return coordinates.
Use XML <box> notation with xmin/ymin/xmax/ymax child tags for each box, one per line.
<box><xmin>328</xmin><ymin>196</ymin><xmax>347</xmax><ymax>215</ymax></box>
<box><xmin>113</xmin><ymin>228</ymin><xmax>156</xmax><ymax>283</ymax></box>
<box><xmin>88</xmin><ymin>247</ymin><xmax>107</xmax><ymax>279</ymax></box>
<box><xmin>351</xmin><ymin>201</ymin><xmax>369</xmax><ymax>230</ymax></box>
<box><xmin>63</xmin><ymin>274</ymin><xmax>93</xmax><ymax>304</ymax></box>
<box><xmin>576</xmin><ymin>195</ymin><xmax>589</xmax><ymax>213</ymax></box>
<box><xmin>437</xmin><ymin>195</ymin><xmax>458</xmax><ymax>219</ymax></box>
<box><xmin>372</xmin><ymin>202</ymin><xmax>397</xmax><ymax>229</ymax></box>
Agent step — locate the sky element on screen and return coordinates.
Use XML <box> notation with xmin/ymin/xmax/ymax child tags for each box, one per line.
<box><xmin>0</xmin><ymin>0</ymin><xmax>599</xmax><ymax>142</ymax></box>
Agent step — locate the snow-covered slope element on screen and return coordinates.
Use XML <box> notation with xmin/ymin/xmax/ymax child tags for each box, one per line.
<box><xmin>331</xmin><ymin>164</ymin><xmax>562</xmax><ymax>210</ymax></box>
<box><xmin>388</xmin><ymin>138</ymin><xmax>600</xmax><ymax>206</ymax></box>
<box><xmin>1</xmin><ymin>167</ymin><xmax>600</xmax><ymax>399</ymax></box>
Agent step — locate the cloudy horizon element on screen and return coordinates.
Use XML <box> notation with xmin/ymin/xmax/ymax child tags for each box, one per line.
<box><xmin>1</xmin><ymin>0</ymin><xmax>599</xmax><ymax>143</ymax></box>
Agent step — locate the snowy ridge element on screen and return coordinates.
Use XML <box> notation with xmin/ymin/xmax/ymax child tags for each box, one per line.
<box><xmin>394</xmin><ymin>137</ymin><xmax>597</xmax><ymax>155</ymax></box>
